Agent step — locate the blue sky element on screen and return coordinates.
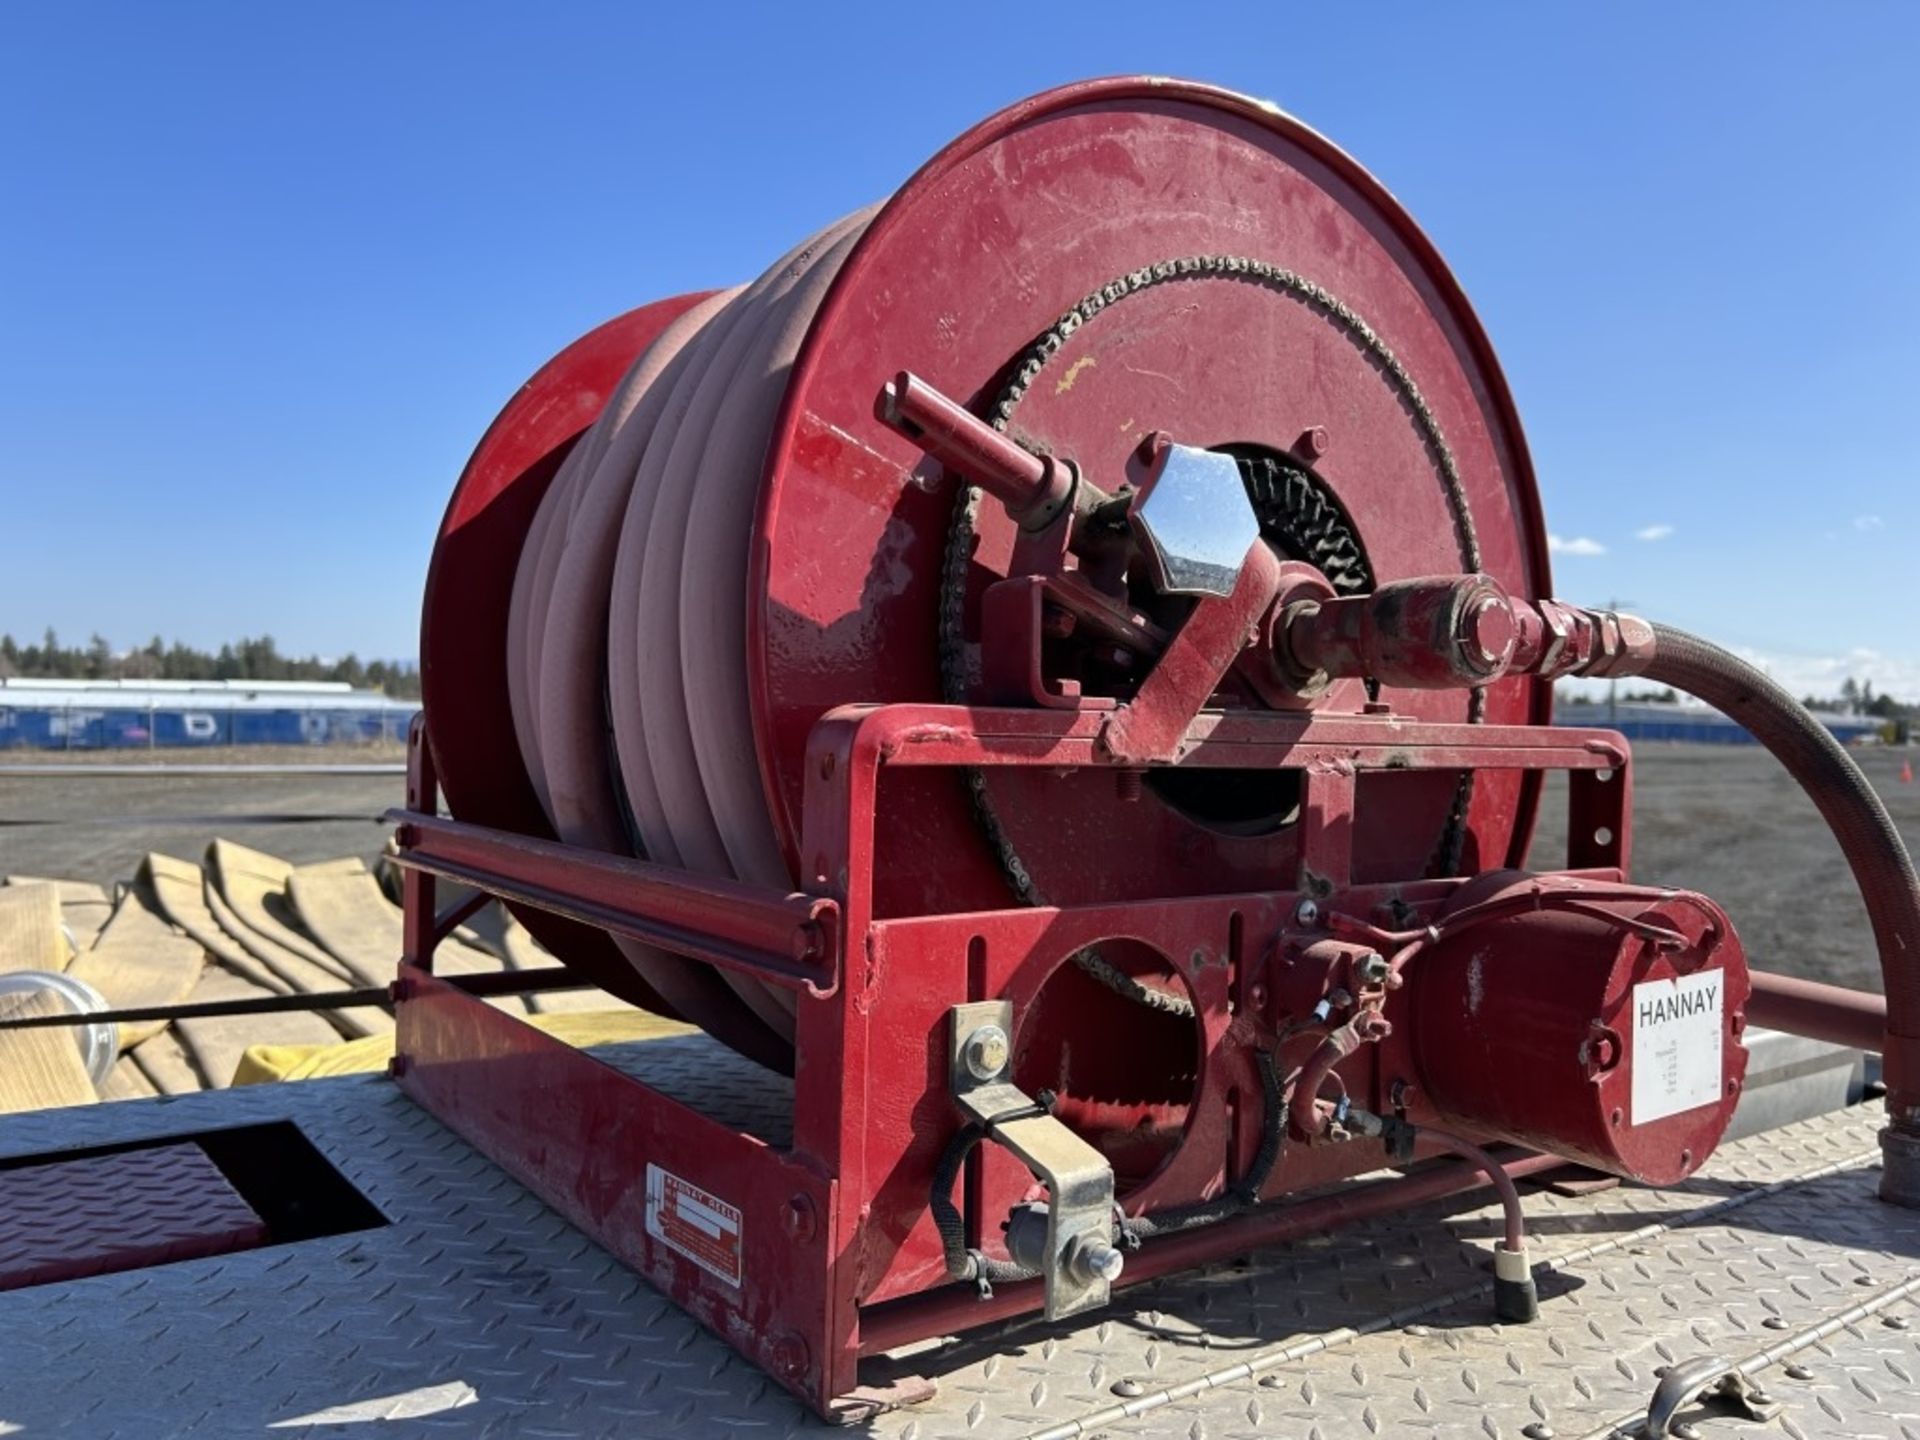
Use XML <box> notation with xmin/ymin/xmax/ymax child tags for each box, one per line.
<box><xmin>2</xmin><ymin>3</ymin><xmax>1915</xmax><ymax>696</ymax></box>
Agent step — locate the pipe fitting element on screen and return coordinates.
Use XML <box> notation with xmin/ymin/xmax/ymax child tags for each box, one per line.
<box><xmin>1493</xmin><ymin>1242</ymin><xmax>1539</xmax><ymax>1323</ymax></box>
<box><xmin>1881</xmin><ymin>1123</ymin><xmax>1920</xmax><ymax>1209</ymax></box>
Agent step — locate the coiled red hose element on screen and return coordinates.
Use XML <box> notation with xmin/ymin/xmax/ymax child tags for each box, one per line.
<box><xmin>1641</xmin><ymin>624</ymin><xmax>1920</xmax><ymax>1157</ymax></box>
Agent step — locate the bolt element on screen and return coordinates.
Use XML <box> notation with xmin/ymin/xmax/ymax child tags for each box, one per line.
<box><xmin>1762</xmin><ymin>1315</ymin><xmax>1790</xmax><ymax>1330</ymax></box>
<box><xmin>1522</xmin><ymin>1425</ymin><xmax>1556</xmax><ymax>1440</ymax></box>
<box><xmin>1785</xmin><ymin>1363</ymin><xmax>1814</xmax><ymax>1380</ymax></box>
<box><xmin>1671</xmin><ymin>1424</ymin><xmax>1701</xmax><ymax>1440</ymax></box>
<box><xmin>1069</xmin><ymin>1234</ymin><xmax>1125</xmax><ymax>1284</ymax></box>
<box><xmin>1884</xmin><ymin>1313</ymin><xmax>1911</xmax><ymax>1330</ymax></box>
<box><xmin>1041</xmin><ymin>607</ymin><xmax>1077</xmax><ymax>640</ymax></box>
<box><xmin>768</xmin><ymin>1333</ymin><xmax>809</xmax><ymax>1381</ymax></box>
<box><xmin>1390</xmin><ymin>1078</ymin><xmax>1417</xmax><ymax>1109</ymax></box>
<box><xmin>1294</xmin><ymin>426</ymin><xmax>1330</xmax><ymax>461</ymax></box>
<box><xmin>1355</xmin><ymin>951</ymin><xmax>1389</xmax><ymax>986</ymax></box>
<box><xmin>962</xmin><ymin>1024</ymin><xmax>1011</xmax><ymax>1081</ymax></box>
<box><xmin>388</xmin><ymin>977</ymin><xmax>414</xmax><ymax>1004</ymax></box>
<box><xmin>1461</xmin><ymin>594</ymin><xmax>1517</xmax><ymax>671</ymax></box>
<box><xmin>783</xmin><ymin>1194</ymin><xmax>817</xmax><ymax>1243</ymax></box>
<box><xmin>1116</xmin><ymin>768</ymin><xmax>1145</xmax><ymax>802</ymax></box>
<box><xmin>1111</xmin><ymin>1378</ymin><xmax>1147</xmax><ymax>1398</ymax></box>
<box><xmin>386</xmin><ymin>1053</ymin><xmax>410</xmax><ymax>1080</ymax></box>
<box><xmin>1247</xmin><ymin>983</ymin><xmax>1268</xmax><ymax>1010</ymax></box>
<box><xmin>1294</xmin><ymin>898</ymin><xmax>1320</xmax><ymax>928</ymax></box>
<box><xmin>1104</xmin><ymin>645</ymin><xmax>1134</xmax><ymax>671</ymax></box>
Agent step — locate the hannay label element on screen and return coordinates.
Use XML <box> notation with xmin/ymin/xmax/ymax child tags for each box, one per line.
<box><xmin>1631</xmin><ymin>970</ymin><xmax>1724</xmax><ymax>1124</ymax></box>
<box><xmin>645</xmin><ymin>1164</ymin><xmax>743</xmax><ymax>1287</ymax></box>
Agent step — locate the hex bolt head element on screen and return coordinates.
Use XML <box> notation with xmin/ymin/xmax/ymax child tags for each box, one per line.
<box><xmin>963</xmin><ymin>1024</ymin><xmax>1011</xmax><ymax>1081</ymax></box>
<box><xmin>1068</xmin><ymin>1234</ymin><xmax>1125</xmax><ymax>1284</ymax></box>
<box><xmin>1294</xmin><ymin>426</ymin><xmax>1330</xmax><ymax>461</ymax></box>
<box><xmin>1294</xmin><ymin>898</ymin><xmax>1320</xmax><ymax>928</ymax></box>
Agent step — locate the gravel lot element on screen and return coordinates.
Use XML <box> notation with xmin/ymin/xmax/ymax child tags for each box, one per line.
<box><xmin>0</xmin><ymin>748</ymin><xmax>402</xmax><ymax>884</ymax></box>
<box><xmin>1526</xmin><ymin>743</ymin><xmax>1919</xmax><ymax>990</ymax></box>
<box><xmin>3</xmin><ymin>742</ymin><xmax>1912</xmax><ymax>992</ymax></box>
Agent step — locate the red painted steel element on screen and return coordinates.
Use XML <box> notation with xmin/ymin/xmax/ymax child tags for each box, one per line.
<box><xmin>398</xmin><ymin>76</ymin><xmax>1904</xmax><ymax>1415</ymax></box>
<box><xmin>395</xmin><ymin>962</ymin><xmax>850</xmax><ymax>1409</ymax></box>
<box><xmin>746</xmin><ymin>76</ymin><xmax>1556</xmax><ymax>922</ymax></box>
<box><xmin>419</xmin><ymin>78</ymin><xmax>1571</xmax><ymax>1031</ymax></box>
<box><xmin>1750</xmin><ymin>970</ymin><xmax>1887</xmax><ymax>1053</ymax></box>
<box><xmin>0</xmin><ymin>1143</ymin><xmax>268</xmax><ymax>1290</ymax></box>
<box><xmin>1409</xmin><ymin>873</ymin><xmax>1750</xmax><ymax>1183</ymax></box>
<box><xmin>856</xmin><ymin>1149</ymin><xmax>1567</xmax><ymax>1355</ymax></box>
<box><xmin>392</xmin><ymin>703</ymin><xmax>1643</xmax><ymax>1415</ymax></box>
<box><xmin>393</xmin><ymin>811</ymin><xmax>839</xmax><ymax>994</ymax></box>
<box><xmin>421</xmin><ymin>293</ymin><xmax>714</xmax><ymax>1011</ymax></box>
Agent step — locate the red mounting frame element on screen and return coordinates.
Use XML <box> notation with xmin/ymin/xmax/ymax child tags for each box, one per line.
<box><xmin>388</xmin><ymin>706</ymin><xmax>1630</xmax><ymax>1419</ymax></box>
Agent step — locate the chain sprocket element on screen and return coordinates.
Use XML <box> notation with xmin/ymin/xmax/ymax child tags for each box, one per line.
<box><xmin>938</xmin><ymin>256</ymin><xmax>1487</xmax><ymax>1017</ymax></box>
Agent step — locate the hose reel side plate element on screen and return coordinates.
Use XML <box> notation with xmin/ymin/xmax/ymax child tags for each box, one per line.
<box><xmin>422</xmin><ymin>293</ymin><xmax>715</xmax><ymax>1008</ymax></box>
<box><xmin>757</xmin><ymin>78</ymin><xmax>1554</xmax><ymax>916</ymax></box>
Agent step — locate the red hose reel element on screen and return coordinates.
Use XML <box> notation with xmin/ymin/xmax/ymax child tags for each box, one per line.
<box><xmin>402</xmin><ymin>77</ymin><xmax>1770</xmax><ymax>1417</ymax></box>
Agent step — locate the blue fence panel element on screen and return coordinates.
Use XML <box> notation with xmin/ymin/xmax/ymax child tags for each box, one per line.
<box><xmin>0</xmin><ymin>703</ymin><xmax>420</xmax><ymax>750</ymax></box>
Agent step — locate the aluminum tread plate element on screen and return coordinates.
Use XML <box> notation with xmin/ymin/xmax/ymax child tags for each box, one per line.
<box><xmin>0</xmin><ymin>1142</ymin><xmax>267</xmax><ymax>1291</ymax></box>
<box><xmin>0</xmin><ymin>1051</ymin><xmax>1913</xmax><ymax>1438</ymax></box>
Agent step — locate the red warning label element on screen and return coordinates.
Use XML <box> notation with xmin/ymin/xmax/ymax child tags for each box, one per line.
<box><xmin>645</xmin><ymin>1164</ymin><xmax>743</xmax><ymax>1287</ymax></box>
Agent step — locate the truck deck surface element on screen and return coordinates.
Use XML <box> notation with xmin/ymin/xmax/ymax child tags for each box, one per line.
<box><xmin>0</xmin><ymin>1036</ymin><xmax>1913</xmax><ymax>1439</ymax></box>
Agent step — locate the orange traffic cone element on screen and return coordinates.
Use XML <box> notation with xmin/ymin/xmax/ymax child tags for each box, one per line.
<box><xmin>1902</xmin><ymin>758</ymin><xmax>1914</xmax><ymax>785</ymax></box>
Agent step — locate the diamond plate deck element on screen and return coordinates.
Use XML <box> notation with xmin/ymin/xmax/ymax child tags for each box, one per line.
<box><xmin>0</xmin><ymin>1141</ymin><xmax>266</xmax><ymax>1291</ymax></box>
<box><xmin>0</xmin><ymin>1040</ymin><xmax>1914</xmax><ymax>1438</ymax></box>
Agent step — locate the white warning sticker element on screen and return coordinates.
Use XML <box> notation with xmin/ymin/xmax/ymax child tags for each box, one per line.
<box><xmin>1631</xmin><ymin>970</ymin><xmax>1724</xmax><ymax>1123</ymax></box>
<box><xmin>645</xmin><ymin>1164</ymin><xmax>743</xmax><ymax>1288</ymax></box>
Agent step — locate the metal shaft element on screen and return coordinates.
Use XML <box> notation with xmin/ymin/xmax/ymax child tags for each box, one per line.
<box><xmin>877</xmin><ymin>371</ymin><xmax>1075</xmax><ymax>529</ymax></box>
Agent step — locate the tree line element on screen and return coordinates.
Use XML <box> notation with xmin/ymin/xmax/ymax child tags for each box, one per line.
<box><xmin>0</xmin><ymin>630</ymin><xmax>420</xmax><ymax>699</ymax></box>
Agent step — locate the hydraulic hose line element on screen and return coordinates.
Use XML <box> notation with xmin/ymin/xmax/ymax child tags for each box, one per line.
<box><xmin>1423</xmin><ymin>1128</ymin><xmax>1537</xmax><ymax>1322</ymax></box>
<box><xmin>1638</xmin><ymin>622</ymin><xmax>1920</xmax><ymax>1204</ymax></box>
